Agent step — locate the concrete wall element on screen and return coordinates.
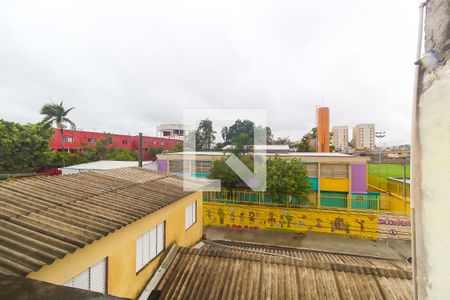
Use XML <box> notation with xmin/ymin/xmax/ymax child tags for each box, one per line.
<box><xmin>378</xmin><ymin>213</ymin><xmax>411</xmax><ymax>240</ymax></box>
<box><xmin>416</xmin><ymin>0</ymin><xmax>450</xmax><ymax>298</ymax></box>
<box><xmin>26</xmin><ymin>192</ymin><xmax>203</xmax><ymax>299</ymax></box>
<box><xmin>204</xmin><ymin>202</ymin><xmax>378</xmax><ymax>239</ymax></box>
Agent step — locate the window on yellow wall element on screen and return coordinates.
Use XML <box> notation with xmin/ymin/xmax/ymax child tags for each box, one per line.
<box><xmin>64</xmin><ymin>258</ymin><xmax>107</xmax><ymax>293</ymax></box>
<box><xmin>136</xmin><ymin>222</ymin><xmax>165</xmax><ymax>273</ymax></box>
<box><xmin>185</xmin><ymin>201</ymin><xmax>197</xmax><ymax>230</ymax></box>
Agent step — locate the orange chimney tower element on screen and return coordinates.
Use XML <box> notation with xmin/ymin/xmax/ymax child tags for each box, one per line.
<box><xmin>317</xmin><ymin>107</ymin><xmax>330</xmax><ymax>152</ymax></box>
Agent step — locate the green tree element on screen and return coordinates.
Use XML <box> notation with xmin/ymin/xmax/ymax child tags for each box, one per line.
<box><xmin>266</xmin><ymin>155</ymin><xmax>311</xmax><ymax>203</ymax></box>
<box><xmin>170</xmin><ymin>141</ymin><xmax>184</xmax><ymax>153</ymax></box>
<box><xmin>40</xmin><ymin>101</ymin><xmax>76</xmax><ymax>153</ymax></box>
<box><xmin>226</xmin><ymin>132</ymin><xmax>253</xmax><ymax>155</ymax></box>
<box><xmin>329</xmin><ymin>131</ymin><xmax>335</xmax><ymax>152</ymax></box>
<box><xmin>107</xmin><ymin>149</ymin><xmax>137</xmax><ymax>161</ymax></box>
<box><xmin>146</xmin><ymin>147</ymin><xmax>165</xmax><ymax>160</ymax></box>
<box><xmin>196</xmin><ymin>119</ymin><xmax>216</xmax><ymax>151</ymax></box>
<box><xmin>0</xmin><ymin>120</ymin><xmax>54</xmax><ymax>173</ymax></box>
<box><xmin>272</xmin><ymin>136</ymin><xmax>291</xmax><ymax>146</ymax></box>
<box><xmin>294</xmin><ymin>127</ymin><xmax>317</xmax><ymax>152</ymax></box>
<box><xmin>221</xmin><ymin>119</ymin><xmax>273</xmax><ymax>146</ymax></box>
<box><xmin>208</xmin><ymin>155</ymin><xmax>254</xmax><ymax>188</ymax></box>
<box><xmin>93</xmin><ymin>135</ymin><xmax>112</xmax><ymax>160</ymax></box>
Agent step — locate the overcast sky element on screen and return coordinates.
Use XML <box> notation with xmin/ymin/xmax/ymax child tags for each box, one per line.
<box><xmin>0</xmin><ymin>0</ymin><xmax>419</xmax><ymax>145</ymax></box>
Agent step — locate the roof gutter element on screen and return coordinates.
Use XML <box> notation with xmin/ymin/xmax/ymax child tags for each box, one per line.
<box><xmin>137</xmin><ymin>244</ymin><xmax>180</xmax><ymax>300</ymax></box>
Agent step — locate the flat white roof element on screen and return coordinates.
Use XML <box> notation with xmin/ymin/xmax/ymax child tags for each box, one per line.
<box><xmin>275</xmin><ymin>152</ymin><xmax>352</xmax><ymax>157</ymax></box>
<box><xmin>164</xmin><ymin>151</ymin><xmax>227</xmax><ymax>156</ymax></box>
<box><xmin>164</xmin><ymin>151</ymin><xmax>353</xmax><ymax>158</ymax></box>
<box><xmin>62</xmin><ymin>160</ymin><xmax>155</xmax><ymax>170</ymax></box>
<box><xmin>222</xmin><ymin>145</ymin><xmax>290</xmax><ymax>150</ymax></box>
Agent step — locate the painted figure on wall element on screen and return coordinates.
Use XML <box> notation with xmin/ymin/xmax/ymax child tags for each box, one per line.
<box><xmin>203</xmin><ymin>203</ymin><xmax>378</xmax><ymax>239</ymax></box>
<box><xmin>285</xmin><ymin>214</ymin><xmax>293</xmax><ymax>228</ymax></box>
<box><xmin>239</xmin><ymin>212</ymin><xmax>245</xmax><ymax>224</ymax></box>
<box><xmin>331</xmin><ymin>217</ymin><xmax>350</xmax><ymax>233</ymax></box>
<box><xmin>249</xmin><ymin>212</ymin><xmax>255</xmax><ymax>224</ymax></box>
<box><xmin>315</xmin><ymin>218</ymin><xmax>322</xmax><ymax>228</ymax></box>
<box><xmin>218</xmin><ymin>208</ymin><xmax>225</xmax><ymax>225</ymax></box>
<box><xmin>268</xmin><ymin>212</ymin><xmax>276</xmax><ymax>227</ymax></box>
<box><xmin>355</xmin><ymin>219</ymin><xmax>365</xmax><ymax>231</ymax></box>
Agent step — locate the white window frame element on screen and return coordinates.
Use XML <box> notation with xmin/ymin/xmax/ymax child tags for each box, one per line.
<box><xmin>185</xmin><ymin>201</ymin><xmax>197</xmax><ymax>230</ymax></box>
<box><xmin>136</xmin><ymin>221</ymin><xmax>165</xmax><ymax>273</ymax></box>
<box><xmin>64</xmin><ymin>258</ymin><xmax>107</xmax><ymax>294</ymax></box>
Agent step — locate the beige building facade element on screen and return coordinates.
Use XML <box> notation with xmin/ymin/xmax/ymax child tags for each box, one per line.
<box><xmin>331</xmin><ymin>126</ymin><xmax>349</xmax><ymax>152</ymax></box>
<box><xmin>352</xmin><ymin>124</ymin><xmax>375</xmax><ymax>150</ymax></box>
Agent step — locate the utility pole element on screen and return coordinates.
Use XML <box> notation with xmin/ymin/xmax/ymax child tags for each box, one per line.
<box><xmin>138</xmin><ymin>133</ymin><xmax>143</xmax><ymax>167</ymax></box>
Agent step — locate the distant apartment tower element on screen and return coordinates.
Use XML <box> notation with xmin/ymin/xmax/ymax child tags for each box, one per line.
<box><xmin>331</xmin><ymin>126</ymin><xmax>349</xmax><ymax>152</ymax></box>
<box><xmin>353</xmin><ymin>124</ymin><xmax>375</xmax><ymax>149</ymax></box>
<box><xmin>317</xmin><ymin>107</ymin><xmax>330</xmax><ymax>152</ymax></box>
<box><xmin>157</xmin><ymin>123</ymin><xmax>186</xmax><ymax>140</ymax></box>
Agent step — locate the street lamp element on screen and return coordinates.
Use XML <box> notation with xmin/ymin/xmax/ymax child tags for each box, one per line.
<box><xmin>375</xmin><ymin>131</ymin><xmax>386</xmax><ymax>164</ymax></box>
<box><xmin>375</xmin><ymin>131</ymin><xmax>386</xmax><ymax>188</ymax></box>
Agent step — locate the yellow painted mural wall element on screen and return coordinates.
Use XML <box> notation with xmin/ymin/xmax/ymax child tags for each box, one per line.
<box><xmin>320</xmin><ymin>178</ymin><xmax>349</xmax><ymax>192</ymax></box>
<box><xmin>27</xmin><ymin>192</ymin><xmax>203</xmax><ymax>299</ymax></box>
<box><xmin>204</xmin><ymin>202</ymin><xmax>378</xmax><ymax>239</ymax></box>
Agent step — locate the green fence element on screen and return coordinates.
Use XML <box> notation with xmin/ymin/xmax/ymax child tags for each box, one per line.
<box><xmin>351</xmin><ymin>192</ymin><xmax>379</xmax><ymax>210</ymax></box>
<box><xmin>203</xmin><ymin>189</ymin><xmax>381</xmax><ymax>211</ymax></box>
<box><xmin>203</xmin><ymin>190</ymin><xmax>312</xmax><ymax>207</ymax></box>
<box><xmin>319</xmin><ymin>191</ymin><xmax>347</xmax><ymax>209</ymax></box>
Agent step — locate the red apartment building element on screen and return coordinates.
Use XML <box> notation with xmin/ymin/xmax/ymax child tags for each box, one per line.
<box><xmin>50</xmin><ymin>129</ymin><xmax>180</xmax><ymax>159</ymax></box>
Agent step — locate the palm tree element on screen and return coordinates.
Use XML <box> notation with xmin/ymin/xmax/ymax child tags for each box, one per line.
<box><xmin>40</xmin><ymin>101</ymin><xmax>76</xmax><ymax>153</ymax></box>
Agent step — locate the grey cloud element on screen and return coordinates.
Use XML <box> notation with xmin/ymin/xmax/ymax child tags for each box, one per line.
<box><xmin>0</xmin><ymin>0</ymin><xmax>419</xmax><ymax>144</ymax></box>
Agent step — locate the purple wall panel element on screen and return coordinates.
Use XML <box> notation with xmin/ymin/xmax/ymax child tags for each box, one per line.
<box><xmin>351</xmin><ymin>163</ymin><xmax>367</xmax><ymax>193</ymax></box>
<box><xmin>157</xmin><ymin>159</ymin><xmax>168</xmax><ymax>172</ymax></box>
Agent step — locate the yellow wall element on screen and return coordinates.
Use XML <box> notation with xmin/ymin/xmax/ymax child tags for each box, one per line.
<box><xmin>320</xmin><ymin>178</ymin><xmax>349</xmax><ymax>192</ymax></box>
<box><xmin>27</xmin><ymin>192</ymin><xmax>203</xmax><ymax>299</ymax></box>
<box><xmin>204</xmin><ymin>202</ymin><xmax>378</xmax><ymax>239</ymax></box>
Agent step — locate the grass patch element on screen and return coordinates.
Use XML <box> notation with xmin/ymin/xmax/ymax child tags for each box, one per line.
<box><xmin>368</xmin><ymin>163</ymin><xmax>410</xmax><ymax>179</ymax></box>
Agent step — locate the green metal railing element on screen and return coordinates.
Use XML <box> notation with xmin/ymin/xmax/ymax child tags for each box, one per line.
<box><xmin>203</xmin><ymin>189</ymin><xmax>381</xmax><ymax>211</ymax></box>
<box><xmin>319</xmin><ymin>191</ymin><xmax>347</xmax><ymax>209</ymax></box>
<box><xmin>351</xmin><ymin>192</ymin><xmax>380</xmax><ymax>210</ymax></box>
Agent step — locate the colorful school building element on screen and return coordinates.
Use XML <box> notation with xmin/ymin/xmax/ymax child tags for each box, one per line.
<box><xmin>156</xmin><ymin>152</ymin><xmax>378</xmax><ymax>209</ymax></box>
